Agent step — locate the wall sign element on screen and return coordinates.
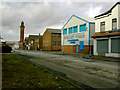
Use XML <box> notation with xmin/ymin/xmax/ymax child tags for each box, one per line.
<box><xmin>64</xmin><ymin>33</ymin><xmax>85</xmax><ymax>40</ymax></box>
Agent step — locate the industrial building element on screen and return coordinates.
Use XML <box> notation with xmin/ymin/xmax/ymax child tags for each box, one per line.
<box><xmin>92</xmin><ymin>2</ymin><xmax>120</xmax><ymax>57</ymax></box>
<box><xmin>61</xmin><ymin>15</ymin><xmax>95</xmax><ymax>53</ymax></box>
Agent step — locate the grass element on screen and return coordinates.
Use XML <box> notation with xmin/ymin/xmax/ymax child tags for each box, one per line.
<box><xmin>2</xmin><ymin>53</ymin><xmax>78</xmax><ymax>89</ymax></box>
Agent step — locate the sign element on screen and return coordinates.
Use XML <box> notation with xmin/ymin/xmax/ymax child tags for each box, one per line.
<box><xmin>31</xmin><ymin>40</ymin><xmax>33</xmax><ymax>45</ymax></box>
<box><xmin>64</xmin><ymin>33</ymin><xmax>85</xmax><ymax>40</ymax></box>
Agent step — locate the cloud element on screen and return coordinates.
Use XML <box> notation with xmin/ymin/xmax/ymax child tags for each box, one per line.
<box><xmin>1</xmin><ymin>2</ymin><xmax>115</xmax><ymax>41</ymax></box>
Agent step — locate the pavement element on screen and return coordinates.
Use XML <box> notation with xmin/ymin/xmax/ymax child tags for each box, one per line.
<box><xmin>14</xmin><ymin>50</ymin><xmax>120</xmax><ymax>89</ymax></box>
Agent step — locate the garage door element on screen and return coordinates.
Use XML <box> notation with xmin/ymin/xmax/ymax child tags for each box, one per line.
<box><xmin>111</xmin><ymin>38</ymin><xmax>120</xmax><ymax>53</ymax></box>
<box><xmin>97</xmin><ymin>39</ymin><xmax>108</xmax><ymax>53</ymax></box>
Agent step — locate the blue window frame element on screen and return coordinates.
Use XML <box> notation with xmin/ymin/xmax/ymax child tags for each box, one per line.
<box><xmin>79</xmin><ymin>24</ymin><xmax>86</xmax><ymax>32</ymax></box>
<box><xmin>80</xmin><ymin>41</ymin><xmax>84</xmax><ymax>50</ymax></box>
<box><xmin>63</xmin><ymin>28</ymin><xmax>67</xmax><ymax>35</ymax></box>
<box><xmin>73</xmin><ymin>26</ymin><xmax>78</xmax><ymax>33</ymax></box>
<box><xmin>68</xmin><ymin>27</ymin><xmax>72</xmax><ymax>34</ymax></box>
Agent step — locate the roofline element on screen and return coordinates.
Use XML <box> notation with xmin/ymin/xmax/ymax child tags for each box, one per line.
<box><xmin>46</xmin><ymin>28</ymin><xmax>61</xmax><ymax>30</ymax></box>
<box><xmin>62</xmin><ymin>15</ymin><xmax>94</xmax><ymax>30</ymax></box>
<box><xmin>94</xmin><ymin>2</ymin><xmax>120</xmax><ymax>18</ymax></box>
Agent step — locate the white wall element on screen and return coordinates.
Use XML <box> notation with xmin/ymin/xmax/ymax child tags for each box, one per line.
<box><xmin>95</xmin><ymin>4</ymin><xmax>120</xmax><ymax>32</ymax></box>
<box><xmin>62</xmin><ymin>16</ymin><xmax>95</xmax><ymax>46</ymax></box>
<box><xmin>118</xmin><ymin>4</ymin><xmax>120</xmax><ymax>29</ymax></box>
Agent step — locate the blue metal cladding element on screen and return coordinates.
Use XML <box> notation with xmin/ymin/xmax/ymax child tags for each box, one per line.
<box><xmin>80</xmin><ymin>41</ymin><xmax>84</xmax><ymax>50</ymax></box>
<box><xmin>73</xmin><ymin>26</ymin><xmax>78</xmax><ymax>33</ymax></box>
<box><xmin>69</xmin><ymin>27</ymin><xmax>72</xmax><ymax>34</ymax></box>
<box><xmin>63</xmin><ymin>28</ymin><xmax>67</xmax><ymax>35</ymax></box>
<box><xmin>76</xmin><ymin>44</ymin><xmax>79</xmax><ymax>53</ymax></box>
<box><xmin>79</xmin><ymin>24</ymin><xmax>86</xmax><ymax>32</ymax></box>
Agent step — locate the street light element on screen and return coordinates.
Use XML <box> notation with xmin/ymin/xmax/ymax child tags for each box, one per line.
<box><xmin>62</xmin><ymin>21</ymin><xmax>64</xmax><ymax>53</ymax></box>
<box><xmin>89</xmin><ymin>37</ymin><xmax>93</xmax><ymax>57</ymax></box>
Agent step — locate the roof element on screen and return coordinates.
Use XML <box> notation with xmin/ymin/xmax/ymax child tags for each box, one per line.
<box><xmin>47</xmin><ymin>28</ymin><xmax>61</xmax><ymax>34</ymax></box>
<box><xmin>62</xmin><ymin>15</ymin><xmax>95</xmax><ymax>29</ymax></box>
<box><xmin>29</xmin><ymin>35</ymin><xmax>39</xmax><ymax>37</ymax></box>
<box><xmin>94</xmin><ymin>2</ymin><xmax>120</xmax><ymax>18</ymax></box>
<box><xmin>28</xmin><ymin>35</ymin><xmax>39</xmax><ymax>40</ymax></box>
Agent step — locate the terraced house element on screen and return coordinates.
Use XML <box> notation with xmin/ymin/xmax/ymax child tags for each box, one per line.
<box><xmin>92</xmin><ymin>2</ymin><xmax>120</xmax><ymax>57</ymax></box>
<box><xmin>61</xmin><ymin>15</ymin><xmax>95</xmax><ymax>53</ymax></box>
<box><xmin>42</xmin><ymin>28</ymin><xmax>61</xmax><ymax>51</ymax></box>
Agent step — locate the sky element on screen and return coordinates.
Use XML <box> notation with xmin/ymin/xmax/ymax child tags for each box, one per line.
<box><xmin>0</xmin><ymin>0</ymin><xmax>119</xmax><ymax>41</ymax></box>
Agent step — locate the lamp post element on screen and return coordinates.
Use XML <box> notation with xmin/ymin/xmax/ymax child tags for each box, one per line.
<box><xmin>62</xmin><ymin>21</ymin><xmax>64</xmax><ymax>53</ymax></box>
<box><xmin>39</xmin><ymin>33</ymin><xmax>40</xmax><ymax>51</ymax></box>
<box><xmin>89</xmin><ymin>37</ymin><xmax>92</xmax><ymax>57</ymax></box>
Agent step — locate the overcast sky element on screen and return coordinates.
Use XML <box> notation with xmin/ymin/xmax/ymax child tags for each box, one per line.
<box><xmin>0</xmin><ymin>0</ymin><xmax>119</xmax><ymax>41</ymax></box>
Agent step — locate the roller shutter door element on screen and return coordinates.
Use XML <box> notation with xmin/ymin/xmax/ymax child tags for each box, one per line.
<box><xmin>111</xmin><ymin>38</ymin><xmax>120</xmax><ymax>53</ymax></box>
<box><xmin>97</xmin><ymin>39</ymin><xmax>108</xmax><ymax>53</ymax></box>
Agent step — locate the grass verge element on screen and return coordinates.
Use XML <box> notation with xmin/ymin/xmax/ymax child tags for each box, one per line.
<box><xmin>2</xmin><ymin>53</ymin><xmax>79</xmax><ymax>89</ymax></box>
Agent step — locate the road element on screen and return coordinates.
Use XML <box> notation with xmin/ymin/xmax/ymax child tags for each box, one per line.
<box><xmin>14</xmin><ymin>50</ymin><xmax>119</xmax><ymax>88</ymax></box>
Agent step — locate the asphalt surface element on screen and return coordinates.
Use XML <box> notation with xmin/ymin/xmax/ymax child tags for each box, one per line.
<box><xmin>14</xmin><ymin>50</ymin><xmax>119</xmax><ymax>89</ymax></box>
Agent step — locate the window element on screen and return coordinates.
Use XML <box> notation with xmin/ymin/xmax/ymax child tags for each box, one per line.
<box><xmin>112</xmin><ymin>18</ymin><xmax>117</xmax><ymax>30</ymax></box>
<box><xmin>79</xmin><ymin>24</ymin><xmax>86</xmax><ymax>32</ymax></box>
<box><xmin>69</xmin><ymin>27</ymin><xmax>72</xmax><ymax>34</ymax></box>
<box><xmin>63</xmin><ymin>29</ymin><xmax>67</xmax><ymax>35</ymax></box>
<box><xmin>52</xmin><ymin>34</ymin><xmax>57</xmax><ymax>37</ymax></box>
<box><xmin>52</xmin><ymin>41</ymin><xmax>56</xmax><ymax>45</ymax></box>
<box><xmin>58</xmin><ymin>41</ymin><xmax>61</xmax><ymax>45</ymax></box>
<box><xmin>58</xmin><ymin>34</ymin><xmax>61</xmax><ymax>37</ymax></box>
<box><xmin>100</xmin><ymin>22</ymin><xmax>105</xmax><ymax>32</ymax></box>
<box><xmin>73</xmin><ymin>26</ymin><xmax>78</xmax><ymax>33</ymax></box>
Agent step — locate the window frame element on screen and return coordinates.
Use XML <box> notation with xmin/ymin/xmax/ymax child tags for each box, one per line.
<box><xmin>73</xmin><ymin>25</ymin><xmax>78</xmax><ymax>33</ymax></box>
<box><xmin>58</xmin><ymin>34</ymin><xmax>61</xmax><ymax>37</ymax></box>
<box><xmin>79</xmin><ymin>23</ymin><xmax>86</xmax><ymax>32</ymax></box>
<box><xmin>68</xmin><ymin>27</ymin><xmax>73</xmax><ymax>34</ymax></box>
<box><xmin>100</xmin><ymin>21</ymin><xmax>105</xmax><ymax>32</ymax></box>
<box><xmin>63</xmin><ymin>28</ymin><xmax>67</xmax><ymax>35</ymax></box>
<box><xmin>58</xmin><ymin>41</ymin><xmax>61</xmax><ymax>45</ymax></box>
<box><xmin>112</xmin><ymin>18</ymin><xmax>117</xmax><ymax>30</ymax></box>
<box><xmin>52</xmin><ymin>41</ymin><xmax>56</xmax><ymax>45</ymax></box>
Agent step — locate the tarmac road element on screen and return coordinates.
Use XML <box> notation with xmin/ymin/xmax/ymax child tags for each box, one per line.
<box><xmin>14</xmin><ymin>50</ymin><xmax>119</xmax><ymax>89</ymax></box>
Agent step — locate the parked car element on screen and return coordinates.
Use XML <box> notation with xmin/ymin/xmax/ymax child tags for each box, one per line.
<box><xmin>0</xmin><ymin>45</ymin><xmax>12</xmax><ymax>53</ymax></box>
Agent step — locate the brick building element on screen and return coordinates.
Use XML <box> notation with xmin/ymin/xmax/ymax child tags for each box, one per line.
<box><xmin>61</xmin><ymin>15</ymin><xmax>95</xmax><ymax>53</ymax></box>
<box><xmin>42</xmin><ymin>28</ymin><xmax>61</xmax><ymax>51</ymax></box>
<box><xmin>34</xmin><ymin>34</ymin><xmax>43</xmax><ymax>50</ymax></box>
<box><xmin>25</xmin><ymin>35</ymin><xmax>39</xmax><ymax>50</ymax></box>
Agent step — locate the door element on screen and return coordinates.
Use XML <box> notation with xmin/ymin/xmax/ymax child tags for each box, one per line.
<box><xmin>76</xmin><ymin>44</ymin><xmax>79</xmax><ymax>53</ymax></box>
<box><xmin>80</xmin><ymin>41</ymin><xmax>84</xmax><ymax>50</ymax></box>
<box><xmin>97</xmin><ymin>39</ymin><xmax>108</xmax><ymax>53</ymax></box>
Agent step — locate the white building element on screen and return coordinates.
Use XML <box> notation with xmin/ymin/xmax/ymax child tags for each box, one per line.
<box><xmin>92</xmin><ymin>2</ymin><xmax>120</xmax><ymax>57</ymax></box>
<box><xmin>61</xmin><ymin>15</ymin><xmax>95</xmax><ymax>53</ymax></box>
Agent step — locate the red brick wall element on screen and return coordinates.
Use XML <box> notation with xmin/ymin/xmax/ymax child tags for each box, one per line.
<box><xmin>61</xmin><ymin>45</ymin><xmax>92</xmax><ymax>54</ymax></box>
<box><xmin>42</xmin><ymin>30</ymin><xmax>51</xmax><ymax>51</ymax></box>
<box><xmin>51</xmin><ymin>34</ymin><xmax>61</xmax><ymax>51</ymax></box>
<box><xmin>20</xmin><ymin>28</ymin><xmax>24</xmax><ymax>43</ymax></box>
